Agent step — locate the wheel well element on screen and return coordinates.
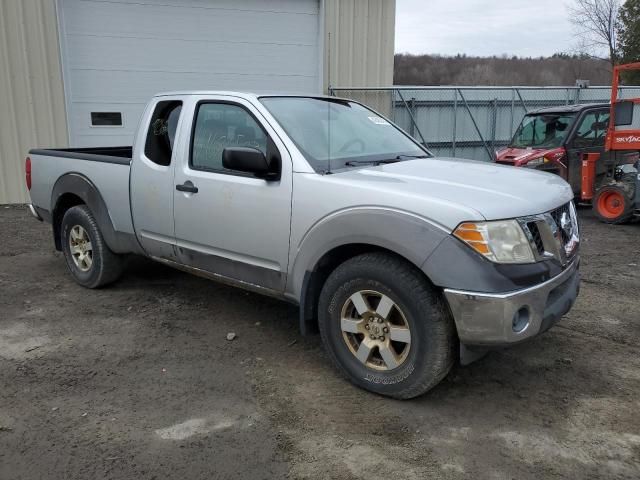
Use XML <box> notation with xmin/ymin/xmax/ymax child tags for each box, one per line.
<box><xmin>52</xmin><ymin>193</ymin><xmax>85</xmax><ymax>250</ymax></box>
<box><xmin>299</xmin><ymin>243</ymin><xmax>429</xmax><ymax>335</ymax></box>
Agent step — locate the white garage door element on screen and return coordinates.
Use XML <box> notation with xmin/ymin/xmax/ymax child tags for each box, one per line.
<box><xmin>57</xmin><ymin>0</ymin><xmax>321</xmax><ymax>146</ymax></box>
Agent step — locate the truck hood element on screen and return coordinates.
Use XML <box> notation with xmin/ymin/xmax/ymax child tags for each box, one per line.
<box><xmin>496</xmin><ymin>146</ymin><xmax>564</xmax><ymax>166</ymax></box>
<box><xmin>496</xmin><ymin>146</ymin><xmax>549</xmax><ymax>163</ymax></box>
<box><xmin>333</xmin><ymin>157</ymin><xmax>573</xmax><ymax>225</ymax></box>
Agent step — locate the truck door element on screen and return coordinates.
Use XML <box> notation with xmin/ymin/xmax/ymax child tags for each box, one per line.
<box><xmin>565</xmin><ymin>108</ymin><xmax>610</xmax><ymax>194</ymax></box>
<box><xmin>130</xmin><ymin>98</ymin><xmax>184</xmax><ymax>259</ymax></box>
<box><xmin>172</xmin><ymin>97</ymin><xmax>292</xmax><ymax>292</ymax></box>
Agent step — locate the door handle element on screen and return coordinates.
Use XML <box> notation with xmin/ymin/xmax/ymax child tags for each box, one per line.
<box><xmin>176</xmin><ymin>182</ymin><xmax>198</xmax><ymax>194</ymax></box>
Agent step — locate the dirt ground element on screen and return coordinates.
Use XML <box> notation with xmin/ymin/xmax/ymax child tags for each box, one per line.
<box><xmin>0</xmin><ymin>204</ymin><xmax>638</xmax><ymax>480</ymax></box>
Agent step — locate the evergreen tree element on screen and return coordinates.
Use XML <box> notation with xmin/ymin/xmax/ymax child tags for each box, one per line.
<box><xmin>618</xmin><ymin>0</ymin><xmax>640</xmax><ymax>83</ymax></box>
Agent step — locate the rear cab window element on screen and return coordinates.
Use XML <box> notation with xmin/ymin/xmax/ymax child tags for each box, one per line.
<box><xmin>144</xmin><ymin>100</ymin><xmax>183</xmax><ymax>166</ymax></box>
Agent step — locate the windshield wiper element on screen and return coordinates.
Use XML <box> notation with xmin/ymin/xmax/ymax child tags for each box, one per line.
<box><xmin>395</xmin><ymin>154</ymin><xmax>430</xmax><ymax>159</ymax></box>
<box><xmin>344</xmin><ymin>159</ymin><xmax>401</xmax><ymax>167</ymax></box>
<box><xmin>344</xmin><ymin>154</ymin><xmax>429</xmax><ymax>167</ymax></box>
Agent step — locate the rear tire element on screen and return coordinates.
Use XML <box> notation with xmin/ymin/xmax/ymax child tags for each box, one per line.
<box><xmin>60</xmin><ymin>205</ymin><xmax>123</xmax><ymax>288</ymax></box>
<box><xmin>318</xmin><ymin>252</ymin><xmax>456</xmax><ymax>399</ymax></box>
<box><xmin>593</xmin><ymin>180</ymin><xmax>634</xmax><ymax>224</ymax></box>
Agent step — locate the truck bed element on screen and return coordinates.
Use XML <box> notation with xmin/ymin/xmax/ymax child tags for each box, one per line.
<box><xmin>28</xmin><ymin>146</ymin><xmax>135</xmax><ymax>248</ymax></box>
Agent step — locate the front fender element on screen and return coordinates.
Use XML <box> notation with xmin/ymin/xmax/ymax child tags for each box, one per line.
<box><xmin>288</xmin><ymin>207</ymin><xmax>450</xmax><ymax>300</ymax></box>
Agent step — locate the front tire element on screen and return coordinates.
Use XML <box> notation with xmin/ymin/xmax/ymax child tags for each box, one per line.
<box><xmin>60</xmin><ymin>205</ymin><xmax>123</xmax><ymax>288</ymax></box>
<box><xmin>318</xmin><ymin>252</ymin><xmax>455</xmax><ymax>399</ymax></box>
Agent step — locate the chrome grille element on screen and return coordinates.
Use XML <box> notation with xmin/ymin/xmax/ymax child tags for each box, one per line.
<box><xmin>519</xmin><ymin>201</ymin><xmax>579</xmax><ymax>266</ymax></box>
<box><xmin>550</xmin><ymin>203</ymin><xmax>572</xmax><ymax>247</ymax></box>
<box><xmin>552</xmin><ymin>201</ymin><xmax>580</xmax><ymax>261</ymax></box>
<box><xmin>526</xmin><ymin>221</ymin><xmax>545</xmax><ymax>256</ymax></box>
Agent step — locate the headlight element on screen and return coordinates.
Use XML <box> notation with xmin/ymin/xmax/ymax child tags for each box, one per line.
<box><xmin>525</xmin><ymin>157</ymin><xmax>545</xmax><ymax>167</ymax></box>
<box><xmin>453</xmin><ymin>220</ymin><xmax>535</xmax><ymax>264</ymax></box>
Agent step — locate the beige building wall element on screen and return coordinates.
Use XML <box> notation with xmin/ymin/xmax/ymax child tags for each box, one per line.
<box><xmin>0</xmin><ymin>0</ymin><xmax>68</xmax><ymax>204</ymax></box>
<box><xmin>323</xmin><ymin>0</ymin><xmax>395</xmax><ymax>115</ymax></box>
<box><xmin>324</xmin><ymin>0</ymin><xmax>396</xmax><ymax>89</ymax></box>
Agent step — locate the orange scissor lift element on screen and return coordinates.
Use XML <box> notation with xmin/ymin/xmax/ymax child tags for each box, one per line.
<box><xmin>582</xmin><ymin>62</ymin><xmax>640</xmax><ymax>223</ymax></box>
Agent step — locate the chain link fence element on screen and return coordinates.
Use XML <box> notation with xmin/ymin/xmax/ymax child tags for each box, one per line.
<box><xmin>328</xmin><ymin>86</ymin><xmax>640</xmax><ymax>161</ymax></box>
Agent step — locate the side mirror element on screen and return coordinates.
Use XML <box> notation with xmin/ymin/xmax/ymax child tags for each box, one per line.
<box><xmin>222</xmin><ymin>147</ymin><xmax>277</xmax><ymax>179</ymax></box>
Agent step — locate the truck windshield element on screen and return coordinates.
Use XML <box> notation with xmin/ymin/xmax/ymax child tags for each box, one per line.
<box><xmin>259</xmin><ymin>97</ymin><xmax>429</xmax><ymax>173</ymax></box>
<box><xmin>510</xmin><ymin>113</ymin><xmax>576</xmax><ymax>149</ymax></box>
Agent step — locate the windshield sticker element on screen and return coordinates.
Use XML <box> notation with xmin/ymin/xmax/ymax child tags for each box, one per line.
<box><xmin>368</xmin><ymin>116</ymin><xmax>390</xmax><ymax>126</ymax></box>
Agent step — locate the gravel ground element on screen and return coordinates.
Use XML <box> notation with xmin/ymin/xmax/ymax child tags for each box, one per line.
<box><xmin>0</xmin><ymin>204</ymin><xmax>639</xmax><ymax>480</ymax></box>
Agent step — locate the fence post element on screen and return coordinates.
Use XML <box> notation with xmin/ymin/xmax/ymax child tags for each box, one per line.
<box><xmin>510</xmin><ymin>89</ymin><xmax>515</xmax><ymax>138</ymax></box>
<box><xmin>409</xmin><ymin>97</ymin><xmax>416</xmax><ymax>138</ymax></box>
<box><xmin>515</xmin><ymin>88</ymin><xmax>528</xmax><ymax>113</ymax></box>
<box><xmin>452</xmin><ymin>89</ymin><xmax>458</xmax><ymax>157</ymax></box>
<box><xmin>397</xmin><ymin>89</ymin><xmax>429</xmax><ymax>148</ymax></box>
<box><xmin>490</xmin><ymin>98</ymin><xmax>498</xmax><ymax>154</ymax></box>
<box><xmin>457</xmin><ymin>89</ymin><xmax>493</xmax><ymax>161</ymax></box>
<box><xmin>391</xmin><ymin>89</ymin><xmax>395</xmax><ymax>123</ymax></box>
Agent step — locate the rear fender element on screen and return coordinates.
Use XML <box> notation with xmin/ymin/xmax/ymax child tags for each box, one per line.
<box><xmin>51</xmin><ymin>173</ymin><xmax>142</xmax><ymax>254</ymax></box>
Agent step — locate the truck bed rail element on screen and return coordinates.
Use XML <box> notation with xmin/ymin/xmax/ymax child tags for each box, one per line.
<box><xmin>29</xmin><ymin>146</ymin><xmax>132</xmax><ymax>165</ymax></box>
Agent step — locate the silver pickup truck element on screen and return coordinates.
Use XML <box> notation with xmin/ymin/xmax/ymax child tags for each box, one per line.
<box><xmin>26</xmin><ymin>92</ymin><xmax>580</xmax><ymax>398</ymax></box>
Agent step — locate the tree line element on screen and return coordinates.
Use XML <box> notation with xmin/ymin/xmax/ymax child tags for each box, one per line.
<box><xmin>394</xmin><ymin>54</ymin><xmax>613</xmax><ymax>86</ymax></box>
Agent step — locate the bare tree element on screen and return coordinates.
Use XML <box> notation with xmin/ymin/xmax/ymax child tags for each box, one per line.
<box><xmin>567</xmin><ymin>0</ymin><xmax>621</xmax><ymax>68</ymax></box>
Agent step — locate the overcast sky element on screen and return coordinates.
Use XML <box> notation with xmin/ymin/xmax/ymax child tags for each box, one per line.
<box><xmin>395</xmin><ymin>0</ymin><xmax>577</xmax><ymax>57</ymax></box>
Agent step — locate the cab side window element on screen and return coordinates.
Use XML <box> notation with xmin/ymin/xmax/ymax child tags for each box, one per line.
<box><xmin>144</xmin><ymin>100</ymin><xmax>183</xmax><ymax>166</ymax></box>
<box><xmin>191</xmin><ymin>103</ymin><xmax>268</xmax><ymax>172</ymax></box>
<box><xmin>573</xmin><ymin>110</ymin><xmax>610</xmax><ymax>148</ymax></box>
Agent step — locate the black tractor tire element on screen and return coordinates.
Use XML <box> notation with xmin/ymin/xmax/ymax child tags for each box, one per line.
<box><xmin>60</xmin><ymin>205</ymin><xmax>124</xmax><ymax>288</ymax></box>
<box><xmin>318</xmin><ymin>252</ymin><xmax>456</xmax><ymax>399</ymax></box>
<box><xmin>593</xmin><ymin>179</ymin><xmax>634</xmax><ymax>224</ymax></box>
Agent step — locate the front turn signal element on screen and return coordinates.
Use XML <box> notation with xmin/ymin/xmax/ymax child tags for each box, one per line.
<box><xmin>453</xmin><ymin>220</ymin><xmax>535</xmax><ymax>264</ymax></box>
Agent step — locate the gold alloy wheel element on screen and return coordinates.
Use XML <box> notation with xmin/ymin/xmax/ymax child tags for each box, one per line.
<box><xmin>68</xmin><ymin>225</ymin><xmax>93</xmax><ymax>272</ymax></box>
<box><xmin>340</xmin><ymin>290</ymin><xmax>411</xmax><ymax>371</ymax></box>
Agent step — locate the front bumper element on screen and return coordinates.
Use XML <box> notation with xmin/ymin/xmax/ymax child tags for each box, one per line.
<box><xmin>444</xmin><ymin>259</ymin><xmax>580</xmax><ymax>346</ymax></box>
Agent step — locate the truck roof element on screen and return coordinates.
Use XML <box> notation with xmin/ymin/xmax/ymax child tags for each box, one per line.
<box><xmin>527</xmin><ymin>102</ymin><xmax>609</xmax><ymax>115</ymax></box>
<box><xmin>154</xmin><ymin>91</ymin><xmax>336</xmax><ymax>100</ymax></box>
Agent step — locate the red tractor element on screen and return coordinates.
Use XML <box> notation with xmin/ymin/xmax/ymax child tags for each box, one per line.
<box><xmin>496</xmin><ymin>63</ymin><xmax>640</xmax><ymax>224</ymax></box>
